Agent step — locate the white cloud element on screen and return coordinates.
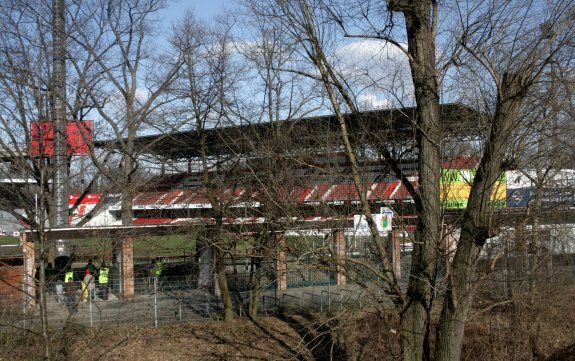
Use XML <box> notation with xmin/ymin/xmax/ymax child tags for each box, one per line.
<box><xmin>333</xmin><ymin>39</ymin><xmax>414</xmax><ymax>107</ymax></box>
<box><xmin>358</xmin><ymin>93</ymin><xmax>391</xmax><ymax>110</ymax></box>
<box><xmin>336</xmin><ymin>39</ymin><xmax>407</xmax><ymax>69</ymax></box>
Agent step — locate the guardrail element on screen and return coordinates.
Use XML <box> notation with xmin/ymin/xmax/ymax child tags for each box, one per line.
<box><xmin>281</xmin><ymin>293</ymin><xmax>302</xmax><ymax>312</ymax></box>
<box><xmin>261</xmin><ymin>295</ymin><xmax>280</xmax><ymax>315</ymax></box>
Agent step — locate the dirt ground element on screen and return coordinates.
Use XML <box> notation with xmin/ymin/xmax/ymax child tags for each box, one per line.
<box><xmin>66</xmin><ymin>318</ymin><xmax>314</xmax><ymax>361</ymax></box>
<box><xmin>1</xmin><ymin>318</ymin><xmax>314</xmax><ymax>361</ymax></box>
<box><xmin>2</xmin><ymin>279</ymin><xmax>575</xmax><ymax>361</ymax></box>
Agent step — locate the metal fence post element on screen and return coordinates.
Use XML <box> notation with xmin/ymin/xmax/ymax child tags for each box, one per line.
<box><xmin>154</xmin><ymin>277</ymin><xmax>158</xmax><ymax>328</ymax></box>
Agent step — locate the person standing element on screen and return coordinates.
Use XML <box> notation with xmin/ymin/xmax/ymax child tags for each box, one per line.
<box><xmin>149</xmin><ymin>257</ymin><xmax>163</xmax><ymax>293</ymax></box>
<box><xmin>85</xmin><ymin>258</ymin><xmax>96</xmax><ymax>275</ymax></box>
<box><xmin>64</xmin><ymin>270</ymin><xmax>77</xmax><ymax>313</ymax></box>
<box><xmin>98</xmin><ymin>262</ymin><xmax>110</xmax><ymax>301</ymax></box>
<box><xmin>83</xmin><ymin>269</ymin><xmax>95</xmax><ymax>302</ymax></box>
<box><xmin>153</xmin><ymin>257</ymin><xmax>163</xmax><ymax>277</ymax></box>
<box><xmin>45</xmin><ymin>263</ymin><xmax>57</xmax><ymax>283</ymax></box>
<box><xmin>55</xmin><ymin>278</ymin><xmax>65</xmax><ymax>305</ymax></box>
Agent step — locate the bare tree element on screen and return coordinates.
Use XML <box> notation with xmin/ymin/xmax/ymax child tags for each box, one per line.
<box><xmin>0</xmin><ymin>0</ymin><xmax>107</xmax><ymax>358</ymax></box>
<box><xmin>244</xmin><ymin>0</ymin><xmax>575</xmax><ymax>360</ymax></box>
<box><xmin>236</xmin><ymin>5</ymin><xmax>336</xmax><ymax>318</ymax></box>
<box><xmin>169</xmin><ymin>11</ymin><xmax>251</xmax><ymax>321</ymax></box>
<box><xmin>432</xmin><ymin>3</ymin><xmax>575</xmax><ymax>359</ymax></box>
<box><xmin>64</xmin><ymin>0</ymin><xmax>183</xmax><ymax>297</ymax></box>
<box><xmin>68</xmin><ymin>0</ymin><xmax>182</xmax><ymax>225</ymax></box>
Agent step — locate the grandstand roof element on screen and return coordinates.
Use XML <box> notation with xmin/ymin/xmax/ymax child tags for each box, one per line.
<box><xmin>97</xmin><ymin>103</ymin><xmax>483</xmax><ymax>160</ymax></box>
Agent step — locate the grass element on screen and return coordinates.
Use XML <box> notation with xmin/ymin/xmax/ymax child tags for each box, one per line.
<box><xmin>5</xmin><ymin>232</ymin><xmax>331</xmax><ymax>260</ymax></box>
<box><xmin>0</xmin><ymin>236</ymin><xmax>19</xmax><ymax>245</ymax></box>
<box><xmin>67</xmin><ymin>234</ymin><xmax>197</xmax><ymax>260</ymax></box>
<box><xmin>1</xmin><ymin>234</ymin><xmax>197</xmax><ymax>259</ymax></box>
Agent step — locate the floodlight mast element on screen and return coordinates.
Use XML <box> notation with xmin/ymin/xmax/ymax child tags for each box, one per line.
<box><xmin>52</xmin><ymin>0</ymin><xmax>69</xmax><ymax>257</ymax></box>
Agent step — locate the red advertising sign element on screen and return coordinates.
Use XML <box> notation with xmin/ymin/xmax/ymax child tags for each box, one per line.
<box><xmin>30</xmin><ymin>120</ymin><xmax>93</xmax><ymax>156</ymax></box>
<box><xmin>68</xmin><ymin>193</ymin><xmax>101</xmax><ymax>224</ymax></box>
<box><xmin>66</xmin><ymin>121</ymin><xmax>93</xmax><ymax>155</ymax></box>
<box><xmin>30</xmin><ymin>121</ymin><xmax>54</xmax><ymax>156</ymax></box>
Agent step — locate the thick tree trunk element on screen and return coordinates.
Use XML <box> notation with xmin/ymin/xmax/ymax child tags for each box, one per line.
<box><xmin>435</xmin><ymin>75</ymin><xmax>525</xmax><ymax>361</ymax></box>
<box><xmin>400</xmin><ymin>106</ymin><xmax>441</xmax><ymax>361</ymax></box>
<box><xmin>216</xmin><ymin>247</ymin><xmax>234</xmax><ymax>322</ymax></box>
<box><xmin>388</xmin><ymin>1</ymin><xmax>442</xmax><ymax>360</ymax></box>
<box><xmin>434</xmin><ymin>232</ymin><xmax>478</xmax><ymax>361</ymax></box>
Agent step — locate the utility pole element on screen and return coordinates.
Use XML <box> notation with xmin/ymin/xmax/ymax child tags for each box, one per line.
<box><xmin>52</xmin><ymin>0</ymin><xmax>69</xmax><ymax>258</ymax></box>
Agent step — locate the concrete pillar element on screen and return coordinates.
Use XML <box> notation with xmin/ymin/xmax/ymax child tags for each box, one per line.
<box><xmin>275</xmin><ymin>233</ymin><xmax>287</xmax><ymax>290</ymax></box>
<box><xmin>197</xmin><ymin>237</ymin><xmax>214</xmax><ymax>290</ymax></box>
<box><xmin>121</xmin><ymin>236</ymin><xmax>134</xmax><ymax>298</ymax></box>
<box><xmin>213</xmin><ymin>247</ymin><xmax>220</xmax><ymax>297</ymax></box>
<box><xmin>20</xmin><ymin>233</ymin><xmax>36</xmax><ymax>307</ymax></box>
<box><xmin>334</xmin><ymin>229</ymin><xmax>346</xmax><ymax>286</ymax></box>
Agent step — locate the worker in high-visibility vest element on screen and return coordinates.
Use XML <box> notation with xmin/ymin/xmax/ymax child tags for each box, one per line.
<box><xmin>153</xmin><ymin>257</ymin><xmax>163</xmax><ymax>277</ymax></box>
<box><xmin>65</xmin><ymin>270</ymin><xmax>74</xmax><ymax>283</ymax></box>
<box><xmin>98</xmin><ymin>262</ymin><xmax>110</xmax><ymax>301</ymax></box>
<box><xmin>64</xmin><ymin>269</ymin><xmax>77</xmax><ymax>312</ymax></box>
<box><xmin>148</xmin><ymin>257</ymin><xmax>163</xmax><ymax>293</ymax></box>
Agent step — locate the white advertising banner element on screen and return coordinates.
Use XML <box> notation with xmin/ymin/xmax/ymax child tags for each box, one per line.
<box><xmin>353</xmin><ymin>207</ymin><xmax>393</xmax><ymax>236</ymax></box>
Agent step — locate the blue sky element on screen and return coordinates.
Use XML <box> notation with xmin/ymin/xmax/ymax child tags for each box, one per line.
<box><xmin>161</xmin><ymin>0</ymin><xmax>228</xmax><ymax>23</ymax></box>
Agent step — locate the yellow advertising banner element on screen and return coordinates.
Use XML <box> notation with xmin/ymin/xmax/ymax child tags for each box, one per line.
<box><xmin>440</xmin><ymin>170</ymin><xmax>506</xmax><ymax>209</ymax></box>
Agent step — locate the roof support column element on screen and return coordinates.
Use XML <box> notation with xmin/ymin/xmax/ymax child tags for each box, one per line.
<box><xmin>20</xmin><ymin>233</ymin><xmax>36</xmax><ymax>307</ymax></box>
<box><xmin>389</xmin><ymin>231</ymin><xmax>401</xmax><ymax>280</ymax></box>
<box><xmin>121</xmin><ymin>236</ymin><xmax>134</xmax><ymax>298</ymax></box>
<box><xmin>197</xmin><ymin>237</ymin><xmax>215</xmax><ymax>292</ymax></box>
<box><xmin>334</xmin><ymin>229</ymin><xmax>346</xmax><ymax>286</ymax></box>
<box><xmin>275</xmin><ymin>232</ymin><xmax>287</xmax><ymax>291</ymax></box>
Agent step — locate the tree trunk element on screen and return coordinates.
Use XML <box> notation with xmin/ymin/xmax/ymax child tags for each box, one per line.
<box><xmin>400</xmin><ymin>109</ymin><xmax>441</xmax><ymax>361</ymax></box>
<box><xmin>38</xmin><ymin>257</ymin><xmax>52</xmax><ymax>360</ymax></box>
<box><xmin>434</xmin><ymin>232</ymin><xmax>478</xmax><ymax>361</ymax></box>
<box><xmin>388</xmin><ymin>1</ymin><xmax>442</xmax><ymax>360</ymax></box>
<box><xmin>216</xmin><ymin>247</ymin><xmax>234</xmax><ymax>322</ymax></box>
<box><xmin>435</xmin><ymin>74</ymin><xmax>525</xmax><ymax>361</ymax></box>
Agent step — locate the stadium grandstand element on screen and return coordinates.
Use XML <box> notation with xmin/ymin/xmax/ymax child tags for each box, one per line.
<box><xmin>3</xmin><ymin>102</ymin><xmax>575</xmax><ymax>311</ymax></box>
<box><xmin>84</xmin><ymin>104</ymin><xmax>480</xmax><ymax>229</ymax></box>
<box><xmin>79</xmin><ymin>103</ymin><xmax>575</xmax><ymax>233</ymax></box>
<box><xmin>2</xmin><ymin>102</ymin><xmax>572</xmax><ymax>245</ymax></box>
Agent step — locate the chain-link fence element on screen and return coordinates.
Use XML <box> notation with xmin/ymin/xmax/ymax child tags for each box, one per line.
<box><xmin>2</xmin><ymin>242</ymin><xmax>575</xmax><ymax>333</ymax></box>
<box><xmin>1</xmin><ymin>273</ymin><xmax>375</xmax><ymax>332</ymax></box>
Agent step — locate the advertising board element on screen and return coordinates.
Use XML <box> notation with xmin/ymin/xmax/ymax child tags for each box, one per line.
<box><xmin>30</xmin><ymin>120</ymin><xmax>93</xmax><ymax>156</ymax></box>
<box><xmin>353</xmin><ymin>207</ymin><xmax>394</xmax><ymax>236</ymax></box>
<box><xmin>440</xmin><ymin>169</ymin><xmax>506</xmax><ymax>209</ymax></box>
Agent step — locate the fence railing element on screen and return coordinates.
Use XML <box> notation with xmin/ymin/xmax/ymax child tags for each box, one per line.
<box><xmin>4</xmin><ymin>276</ymin><xmax>377</xmax><ymax>332</ymax></box>
<box><xmin>3</xmin><ymin>253</ymin><xmax>574</xmax><ymax>333</ymax></box>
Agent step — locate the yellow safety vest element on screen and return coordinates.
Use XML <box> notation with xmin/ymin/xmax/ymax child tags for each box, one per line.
<box><xmin>154</xmin><ymin>262</ymin><xmax>163</xmax><ymax>276</ymax></box>
<box><xmin>99</xmin><ymin>268</ymin><xmax>109</xmax><ymax>284</ymax></box>
<box><xmin>65</xmin><ymin>271</ymin><xmax>74</xmax><ymax>283</ymax></box>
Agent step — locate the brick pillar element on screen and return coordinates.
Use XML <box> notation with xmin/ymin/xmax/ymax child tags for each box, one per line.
<box><xmin>514</xmin><ymin>219</ymin><xmax>528</xmax><ymax>286</ymax></box>
<box><xmin>20</xmin><ymin>233</ymin><xmax>36</xmax><ymax>307</ymax></box>
<box><xmin>121</xmin><ymin>236</ymin><xmax>134</xmax><ymax>298</ymax></box>
<box><xmin>333</xmin><ymin>229</ymin><xmax>346</xmax><ymax>285</ymax></box>
<box><xmin>388</xmin><ymin>231</ymin><xmax>401</xmax><ymax>279</ymax></box>
<box><xmin>514</xmin><ymin>219</ymin><xmax>527</xmax><ymax>255</ymax></box>
<box><xmin>275</xmin><ymin>233</ymin><xmax>287</xmax><ymax>290</ymax></box>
